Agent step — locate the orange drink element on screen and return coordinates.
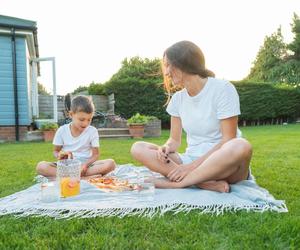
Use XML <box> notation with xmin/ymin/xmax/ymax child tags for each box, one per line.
<box><xmin>57</xmin><ymin>159</ymin><xmax>81</xmax><ymax>198</ymax></box>
<box><xmin>60</xmin><ymin>177</ymin><xmax>80</xmax><ymax>197</ymax></box>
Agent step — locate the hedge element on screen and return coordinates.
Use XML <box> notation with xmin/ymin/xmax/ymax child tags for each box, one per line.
<box><xmin>106</xmin><ymin>79</ymin><xmax>300</xmax><ymax>126</ymax></box>
<box><xmin>234</xmin><ymin>81</ymin><xmax>300</xmax><ymax>125</ymax></box>
<box><xmin>87</xmin><ymin>56</ymin><xmax>300</xmax><ymax>126</ymax></box>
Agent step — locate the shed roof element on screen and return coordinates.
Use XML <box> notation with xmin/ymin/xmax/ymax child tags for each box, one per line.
<box><xmin>0</xmin><ymin>15</ymin><xmax>37</xmax><ymax>29</ymax></box>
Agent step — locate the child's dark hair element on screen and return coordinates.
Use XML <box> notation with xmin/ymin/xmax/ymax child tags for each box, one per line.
<box><xmin>70</xmin><ymin>95</ymin><xmax>95</xmax><ymax>114</ymax></box>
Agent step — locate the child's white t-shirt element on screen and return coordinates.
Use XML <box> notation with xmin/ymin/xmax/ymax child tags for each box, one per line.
<box><xmin>53</xmin><ymin>124</ymin><xmax>100</xmax><ymax>162</ymax></box>
<box><xmin>166</xmin><ymin>77</ymin><xmax>242</xmax><ymax>158</ymax></box>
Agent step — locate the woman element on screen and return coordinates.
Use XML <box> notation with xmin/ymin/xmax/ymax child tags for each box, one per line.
<box><xmin>131</xmin><ymin>41</ymin><xmax>252</xmax><ymax>192</ymax></box>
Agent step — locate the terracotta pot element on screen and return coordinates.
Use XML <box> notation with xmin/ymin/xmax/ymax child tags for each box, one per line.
<box><xmin>128</xmin><ymin>124</ymin><xmax>145</xmax><ymax>138</ymax></box>
<box><xmin>43</xmin><ymin>130</ymin><xmax>56</xmax><ymax>142</ymax></box>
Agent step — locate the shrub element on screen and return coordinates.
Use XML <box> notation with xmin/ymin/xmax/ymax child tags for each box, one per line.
<box><xmin>74</xmin><ymin>56</ymin><xmax>300</xmax><ymax>127</ymax></box>
<box><xmin>40</xmin><ymin>122</ymin><xmax>58</xmax><ymax>131</ymax></box>
<box><xmin>234</xmin><ymin>81</ymin><xmax>300</xmax><ymax>125</ymax></box>
<box><xmin>88</xmin><ymin>82</ymin><xmax>106</xmax><ymax>95</ymax></box>
<box><xmin>104</xmin><ymin>57</ymin><xmax>169</xmax><ymax>124</ymax></box>
<box><xmin>127</xmin><ymin>113</ymin><xmax>149</xmax><ymax>125</ymax></box>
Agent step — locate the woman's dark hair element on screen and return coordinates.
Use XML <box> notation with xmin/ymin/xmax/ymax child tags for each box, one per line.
<box><xmin>164</xmin><ymin>40</ymin><xmax>215</xmax><ymax>77</ymax></box>
<box><xmin>163</xmin><ymin>41</ymin><xmax>215</xmax><ymax>101</ymax></box>
<box><xmin>70</xmin><ymin>95</ymin><xmax>95</xmax><ymax>114</ymax></box>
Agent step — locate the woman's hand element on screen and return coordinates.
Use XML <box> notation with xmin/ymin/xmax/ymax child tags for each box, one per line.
<box><xmin>157</xmin><ymin>145</ymin><xmax>172</xmax><ymax>164</ymax></box>
<box><xmin>167</xmin><ymin>164</ymin><xmax>192</xmax><ymax>182</ymax></box>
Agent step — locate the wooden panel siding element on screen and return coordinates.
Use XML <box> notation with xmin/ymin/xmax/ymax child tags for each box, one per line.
<box><xmin>37</xmin><ymin>94</ymin><xmax>115</xmax><ymax>122</ymax></box>
<box><xmin>91</xmin><ymin>95</ymin><xmax>109</xmax><ymax>111</ymax></box>
<box><xmin>0</xmin><ymin>35</ymin><xmax>30</xmax><ymax>126</ymax></box>
<box><xmin>38</xmin><ymin>95</ymin><xmax>65</xmax><ymax>119</ymax></box>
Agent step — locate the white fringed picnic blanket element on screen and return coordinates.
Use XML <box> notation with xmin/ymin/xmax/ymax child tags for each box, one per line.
<box><xmin>0</xmin><ymin>164</ymin><xmax>287</xmax><ymax>218</ymax></box>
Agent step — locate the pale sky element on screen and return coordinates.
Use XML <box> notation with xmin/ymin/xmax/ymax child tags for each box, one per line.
<box><xmin>1</xmin><ymin>0</ymin><xmax>299</xmax><ymax>95</ymax></box>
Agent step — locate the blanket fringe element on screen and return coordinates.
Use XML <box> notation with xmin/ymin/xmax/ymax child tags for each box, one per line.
<box><xmin>0</xmin><ymin>201</ymin><xmax>288</xmax><ymax>219</ymax></box>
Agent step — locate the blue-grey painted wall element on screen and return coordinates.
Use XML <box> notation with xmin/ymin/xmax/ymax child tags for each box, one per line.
<box><xmin>0</xmin><ymin>35</ymin><xmax>29</xmax><ymax>126</ymax></box>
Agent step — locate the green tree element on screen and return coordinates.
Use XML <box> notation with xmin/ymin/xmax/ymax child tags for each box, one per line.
<box><xmin>72</xmin><ymin>85</ymin><xmax>88</xmax><ymax>95</ymax></box>
<box><xmin>246</xmin><ymin>28</ymin><xmax>287</xmax><ymax>82</ymax></box>
<box><xmin>283</xmin><ymin>13</ymin><xmax>300</xmax><ymax>85</ymax></box>
<box><xmin>88</xmin><ymin>82</ymin><xmax>106</xmax><ymax>95</ymax></box>
<box><xmin>38</xmin><ymin>82</ymin><xmax>50</xmax><ymax>95</ymax></box>
<box><xmin>246</xmin><ymin>13</ymin><xmax>300</xmax><ymax>86</ymax></box>
<box><xmin>288</xmin><ymin>13</ymin><xmax>300</xmax><ymax>60</ymax></box>
<box><xmin>104</xmin><ymin>57</ymin><xmax>168</xmax><ymax>123</ymax></box>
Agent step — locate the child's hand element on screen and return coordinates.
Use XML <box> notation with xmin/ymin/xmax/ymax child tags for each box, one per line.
<box><xmin>81</xmin><ymin>164</ymin><xmax>88</xmax><ymax>176</ymax></box>
<box><xmin>58</xmin><ymin>151</ymin><xmax>73</xmax><ymax>160</ymax></box>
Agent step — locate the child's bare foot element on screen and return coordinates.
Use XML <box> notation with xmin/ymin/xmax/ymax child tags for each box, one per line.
<box><xmin>197</xmin><ymin>180</ymin><xmax>230</xmax><ymax>193</ymax></box>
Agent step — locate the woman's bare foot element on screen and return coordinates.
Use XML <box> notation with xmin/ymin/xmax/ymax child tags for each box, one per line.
<box><xmin>197</xmin><ymin>180</ymin><xmax>230</xmax><ymax>193</ymax></box>
<box><xmin>151</xmin><ymin>178</ymin><xmax>182</xmax><ymax>188</ymax></box>
<box><xmin>150</xmin><ymin>178</ymin><xmax>230</xmax><ymax>192</ymax></box>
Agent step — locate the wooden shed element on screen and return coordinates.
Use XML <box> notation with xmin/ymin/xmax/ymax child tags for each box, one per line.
<box><xmin>0</xmin><ymin>15</ymin><xmax>39</xmax><ymax>141</ymax></box>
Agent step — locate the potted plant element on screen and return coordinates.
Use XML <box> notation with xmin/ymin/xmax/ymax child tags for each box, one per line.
<box><xmin>40</xmin><ymin>122</ymin><xmax>58</xmax><ymax>142</ymax></box>
<box><xmin>127</xmin><ymin>113</ymin><xmax>149</xmax><ymax>138</ymax></box>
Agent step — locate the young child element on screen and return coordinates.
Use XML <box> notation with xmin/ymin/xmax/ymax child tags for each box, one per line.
<box><xmin>36</xmin><ymin>95</ymin><xmax>116</xmax><ymax>177</ymax></box>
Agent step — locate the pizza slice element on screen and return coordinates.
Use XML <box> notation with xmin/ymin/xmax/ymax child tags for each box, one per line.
<box><xmin>87</xmin><ymin>176</ymin><xmax>141</xmax><ymax>192</ymax></box>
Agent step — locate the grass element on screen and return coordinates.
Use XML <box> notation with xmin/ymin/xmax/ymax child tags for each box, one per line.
<box><xmin>0</xmin><ymin>124</ymin><xmax>299</xmax><ymax>249</ymax></box>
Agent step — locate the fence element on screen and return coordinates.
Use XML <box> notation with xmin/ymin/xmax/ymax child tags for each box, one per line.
<box><xmin>38</xmin><ymin>94</ymin><xmax>115</xmax><ymax>120</ymax></box>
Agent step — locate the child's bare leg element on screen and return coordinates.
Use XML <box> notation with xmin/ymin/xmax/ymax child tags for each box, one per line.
<box><xmin>85</xmin><ymin>159</ymin><xmax>116</xmax><ymax>176</ymax></box>
<box><xmin>36</xmin><ymin>161</ymin><xmax>57</xmax><ymax>177</ymax></box>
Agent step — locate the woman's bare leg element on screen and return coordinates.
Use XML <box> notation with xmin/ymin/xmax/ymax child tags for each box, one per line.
<box><xmin>152</xmin><ymin>138</ymin><xmax>252</xmax><ymax>189</ymax></box>
<box><xmin>131</xmin><ymin>141</ymin><xmax>233</xmax><ymax>192</ymax></box>
<box><xmin>130</xmin><ymin>141</ymin><xmax>182</xmax><ymax>176</ymax></box>
<box><xmin>197</xmin><ymin>181</ymin><xmax>230</xmax><ymax>193</ymax></box>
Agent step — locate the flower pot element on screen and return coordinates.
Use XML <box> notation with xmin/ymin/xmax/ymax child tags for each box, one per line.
<box><xmin>128</xmin><ymin>124</ymin><xmax>145</xmax><ymax>138</ymax></box>
<box><xmin>43</xmin><ymin>130</ymin><xmax>56</xmax><ymax>142</ymax></box>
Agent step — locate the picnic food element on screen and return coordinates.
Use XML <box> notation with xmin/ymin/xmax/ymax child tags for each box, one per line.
<box><xmin>60</xmin><ymin>177</ymin><xmax>80</xmax><ymax>197</ymax></box>
<box><xmin>87</xmin><ymin>176</ymin><xmax>141</xmax><ymax>192</ymax></box>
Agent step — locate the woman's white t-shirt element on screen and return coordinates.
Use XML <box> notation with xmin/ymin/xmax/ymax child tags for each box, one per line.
<box><xmin>53</xmin><ymin>124</ymin><xmax>100</xmax><ymax>162</ymax></box>
<box><xmin>166</xmin><ymin>77</ymin><xmax>242</xmax><ymax>158</ymax></box>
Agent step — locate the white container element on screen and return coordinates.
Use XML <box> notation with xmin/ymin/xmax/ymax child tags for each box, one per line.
<box><xmin>40</xmin><ymin>178</ymin><xmax>59</xmax><ymax>203</ymax></box>
<box><xmin>137</xmin><ymin>182</ymin><xmax>155</xmax><ymax>201</ymax></box>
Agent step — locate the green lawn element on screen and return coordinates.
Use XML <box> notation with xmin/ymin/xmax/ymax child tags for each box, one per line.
<box><xmin>0</xmin><ymin>124</ymin><xmax>299</xmax><ymax>249</ymax></box>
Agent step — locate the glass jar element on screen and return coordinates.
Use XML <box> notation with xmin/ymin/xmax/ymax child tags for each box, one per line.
<box><xmin>40</xmin><ymin>177</ymin><xmax>59</xmax><ymax>203</ymax></box>
<box><xmin>57</xmin><ymin>159</ymin><xmax>81</xmax><ymax>198</ymax></box>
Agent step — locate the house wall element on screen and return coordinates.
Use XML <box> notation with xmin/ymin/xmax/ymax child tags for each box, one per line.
<box><xmin>0</xmin><ymin>35</ymin><xmax>30</xmax><ymax>141</ymax></box>
<box><xmin>0</xmin><ymin>126</ymin><xmax>28</xmax><ymax>142</ymax></box>
<box><xmin>0</xmin><ymin>35</ymin><xmax>30</xmax><ymax>126</ymax></box>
